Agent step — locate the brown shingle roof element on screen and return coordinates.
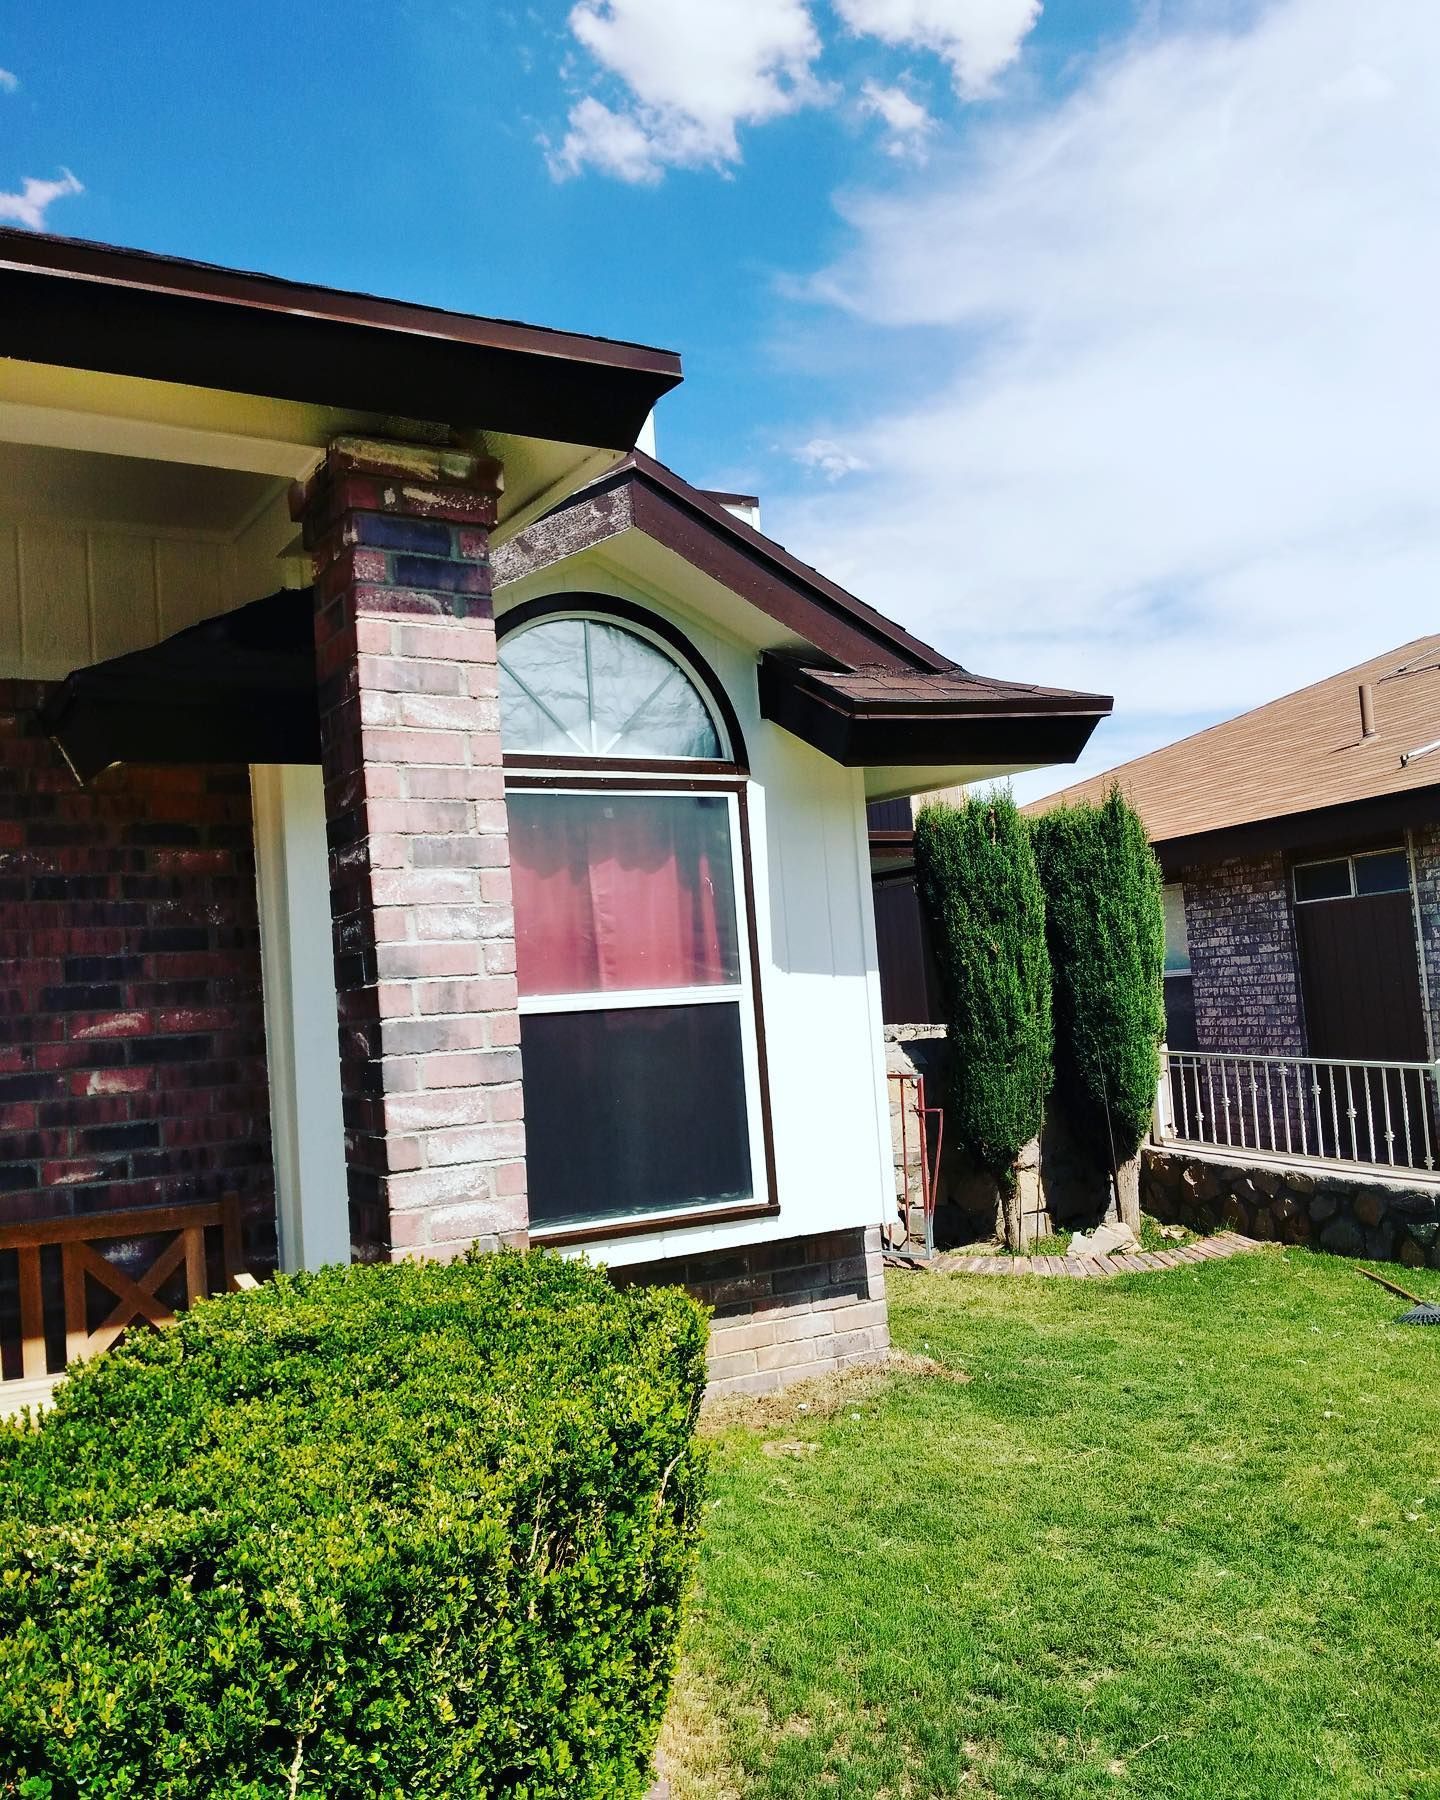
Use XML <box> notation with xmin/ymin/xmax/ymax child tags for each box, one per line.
<box><xmin>1025</xmin><ymin>635</ymin><xmax>1440</xmax><ymax>846</ymax></box>
<box><xmin>799</xmin><ymin>665</ymin><xmax>1106</xmax><ymax>712</ymax></box>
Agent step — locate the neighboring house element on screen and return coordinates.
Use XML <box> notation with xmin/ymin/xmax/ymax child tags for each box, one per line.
<box><xmin>1029</xmin><ymin>637</ymin><xmax>1440</xmax><ymax>1067</ymax></box>
<box><xmin>0</xmin><ymin>228</ymin><xmax>1110</xmax><ymax>1406</ymax></box>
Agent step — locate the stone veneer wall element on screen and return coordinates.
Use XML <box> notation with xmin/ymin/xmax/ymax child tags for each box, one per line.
<box><xmin>1180</xmin><ymin>852</ymin><xmax>1306</xmax><ymax>1055</ymax></box>
<box><xmin>1143</xmin><ymin>1145</ymin><xmax>1440</xmax><ymax>1269</ymax></box>
<box><xmin>885</xmin><ymin>1027</ymin><xmax>1113</xmax><ymax>1249</ymax></box>
<box><xmin>613</xmin><ymin>1226</ymin><xmax>889</xmax><ymax>1398</ymax></box>
<box><xmin>1408</xmin><ymin>821</ymin><xmax>1440</xmax><ymax>1057</ymax></box>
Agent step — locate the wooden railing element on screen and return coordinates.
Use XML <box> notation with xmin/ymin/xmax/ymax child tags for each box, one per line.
<box><xmin>1</xmin><ymin>1195</ymin><xmax>252</xmax><ymax>1408</ymax></box>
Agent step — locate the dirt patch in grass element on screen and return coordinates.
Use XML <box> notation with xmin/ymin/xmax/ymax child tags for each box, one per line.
<box><xmin>699</xmin><ymin>1348</ymin><xmax>968</xmax><ymax>1436</ymax></box>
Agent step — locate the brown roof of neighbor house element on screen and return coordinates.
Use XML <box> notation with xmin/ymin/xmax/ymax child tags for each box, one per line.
<box><xmin>0</xmin><ymin>227</ymin><xmax>682</xmax><ymax>448</ymax></box>
<box><xmin>1027</xmin><ymin>635</ymin><xmax>1440</xmax><ymax>846</ymax></box>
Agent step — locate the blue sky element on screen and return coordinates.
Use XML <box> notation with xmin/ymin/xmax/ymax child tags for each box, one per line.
<box><xmin>4</xmin><ymin>0</ymin><xmax>1436</xmax><ymax>798</ymax></box>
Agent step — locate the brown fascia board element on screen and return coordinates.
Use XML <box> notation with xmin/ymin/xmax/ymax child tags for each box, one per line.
<box><xmin>1156</xmin><ymin>787</ymin><xmax>1440</xmax><ymax>880</ymax></box>
<box><xmin>0</xmin><ymin>227</ymin><xmax>682</xmax><ymax>448</ymax></box>
<box><xmin>759</xmin><ymin>655</ymin><xmax>1111</xmax><ymax>768</ymax></box>
<box><xmin>499</xmin><ymin>450</ymin><xmax>958</xmax><ymax>673</ymax></box>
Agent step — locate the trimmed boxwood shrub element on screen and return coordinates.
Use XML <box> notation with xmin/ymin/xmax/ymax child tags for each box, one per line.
<box><xmin>1032</xmin><ymin>786</ymin><xmax>1166</xmax><ymax>1173</ymax></box>
<box><xmin>914</xmin><ymin>791</ymin><xmax>1052</xmax><ymax>1184</ymax></box>
<box><xmin>0</xmin><ymin>1250</ymin><xmax>708</xmax><ymax>1799</ymax></box>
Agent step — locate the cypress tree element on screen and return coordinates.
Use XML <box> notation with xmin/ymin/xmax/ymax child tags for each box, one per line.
<box><xmin>1031</xmin><ymin>786</ymin><xmax>1165</xmax><ymax>1222</ymax></box>
<box><xmin>913</xmin><ymin>792</ymin><xmax>1052</xmax><ymax>1187</ymax></box>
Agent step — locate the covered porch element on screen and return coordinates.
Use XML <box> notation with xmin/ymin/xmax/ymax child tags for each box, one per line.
<box><xmin>0</xmin><ymin>227</ymin><xmax>681</xmax><ymax>1410</ymax></box>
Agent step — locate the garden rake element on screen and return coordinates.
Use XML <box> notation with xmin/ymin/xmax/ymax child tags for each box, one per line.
<box><xmin>1357</xmin><ymin>1265</ymin><xmax>1440</xmax><ymax>1326</ymax></box>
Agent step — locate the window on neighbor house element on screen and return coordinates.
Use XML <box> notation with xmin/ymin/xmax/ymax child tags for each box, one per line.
<box><xmin>1162</xmin><ymin>883</ymin><xmax>1191</xmax><ymax>976</ymax></box>
<box><xmin>499</xmin><ymin>610</ymin><xmax>767</xmax><ymax>1233</ymax></box>
<box><xmin>1161</xmin><ymin>882</ymin><xmax>1198</xmax><ymax>1050</ymax></box>
<box><xmin>1293</xmin><ymin>848</ymin><xmax>1410</xmax><ymax>904</ymax></box>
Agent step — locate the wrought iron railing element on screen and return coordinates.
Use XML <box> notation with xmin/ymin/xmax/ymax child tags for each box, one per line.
<box><xmin>1156</xmin><ymin>1049</ymin><xmax>1440</xmax><ymax>1174</ymax></box>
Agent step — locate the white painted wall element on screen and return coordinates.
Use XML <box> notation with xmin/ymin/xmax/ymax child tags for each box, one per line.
<box><xmin>251</xmin><ymin>763</ymin><xmax>351</xmax><ymax>1271</ymax></box>
<box><xmin>493</xmin><ymin>558</ymin><xmax>895</xmax><ymax>1268</ymax></box>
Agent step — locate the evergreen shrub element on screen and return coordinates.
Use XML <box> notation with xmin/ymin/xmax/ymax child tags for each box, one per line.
<box><xmin>0</xmin><ymin>1250</ymin><xmax>708</xmax><ymax>1800</ymax></box>
<box><xmin>1031</xmin><ymin>785</ymin><xmax>1166</xmax><ymax>1168</ymax></box>
<box><xmin>914</xmin><ymin>791</ymin><xmax>1052</xmax><ymax>1182</ymax></box>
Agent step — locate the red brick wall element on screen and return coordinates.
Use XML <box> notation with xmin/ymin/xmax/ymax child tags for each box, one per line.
<box><xmin>0</xmin><ymin>681</ymin><xmax>276</xmax><ymax>1266</ymax></box>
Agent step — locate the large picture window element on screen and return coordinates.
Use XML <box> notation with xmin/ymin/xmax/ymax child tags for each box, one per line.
<box><xmin>499</xmin><ymin>608</ymin><xmax>770</xmax><ymax>1234</ymax></box>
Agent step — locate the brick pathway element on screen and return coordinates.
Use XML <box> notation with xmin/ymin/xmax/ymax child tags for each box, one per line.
<box><xmin>931</xmin><ymin>1231</ymin><xmax>1262</xmax><ymax>1279</ymax></box>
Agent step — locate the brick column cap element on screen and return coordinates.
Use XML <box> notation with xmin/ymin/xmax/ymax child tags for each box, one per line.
<box><xmin>291</xmin><ymin>437</ymin><xmax>505</xmax><ymax>545</ymax></box>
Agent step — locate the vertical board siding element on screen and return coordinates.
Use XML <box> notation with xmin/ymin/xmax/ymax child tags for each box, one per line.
<box><xmin>90</xmin><ymin>532</ymin><xmax>161</xmax><ymax>662</ymax></box>
<box><xmin>0</xmin><ymin>523</ymin><xmax>237</xmax><ymax>680</ymax></box>
<box><xmin>1292</xmin><ymin>891</ymin><xmax>1428</xmax><ymax>1061</ymax></box>
<box><xmin>0</xmin><ymin>526</ymin><xmax>20</xmax><ymax>665</ymax></box>
<box><xmin>156</xmin><ymin>537</ymin><xmax>227</xmax><ymax>639</ymax></box>
<box><xmin>18</xmin><ymin>523</ymin><xmax>90</xmax><ymax>675</ymax></box>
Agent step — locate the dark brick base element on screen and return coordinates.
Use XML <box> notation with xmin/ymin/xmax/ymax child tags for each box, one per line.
<box><xmin>615</xmin><ymin>1226</ymin><xmax>889</xmax><ymax>1397</ymax></box>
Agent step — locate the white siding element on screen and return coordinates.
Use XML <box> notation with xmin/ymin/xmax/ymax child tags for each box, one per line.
<box><xmin>0</xmin><ymin>520</ymin><xmax>241</xmax><ymax>679</ymax></box>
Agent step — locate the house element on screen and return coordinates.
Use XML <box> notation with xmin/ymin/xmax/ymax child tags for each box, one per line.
<box><xmin>1029</xmin><ymin>637</ymin><xmax>1440</xmax><ymax>1068</ymax></box>
<box><xmin>0</xmin><ymin>227</ymin><xmax>1110</xmax><ymax>1407</ymax></box>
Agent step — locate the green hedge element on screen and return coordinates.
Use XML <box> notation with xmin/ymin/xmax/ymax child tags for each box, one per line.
<box><xmin>0</xmin><ymin>1250</ymin><xmax>708</xmax><ymax>1800</ymax></box>
<box><xmin>914</xmin><ymin>792</ymin><xmax>1052</xmax><ymax>1181</ymax></box>
<box><xmin>1032</xmin><ymin>786</ymin><xmax>1166</xmax><ymax>1166</ymax></box>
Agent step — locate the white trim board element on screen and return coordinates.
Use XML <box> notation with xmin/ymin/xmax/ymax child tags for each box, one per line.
<box><xmin>251</xmin><ymin>764</ymin><xmax>351</xmax><ymax>1271</ymax></box>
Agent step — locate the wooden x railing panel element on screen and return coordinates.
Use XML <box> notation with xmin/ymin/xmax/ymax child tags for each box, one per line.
<box><xmin>2</xmin><ymin>1195</ymin><xmax>251</xmax><ymax>1388</ymax></box>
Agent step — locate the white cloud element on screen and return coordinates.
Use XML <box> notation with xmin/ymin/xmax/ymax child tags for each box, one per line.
<box><xmin>836</xmin><ymin>0</ymin><xmax>1041</xmax><ymax>98</ymax></box>
<box><xmin>0</xmin><ymin>169</ymin><xmax>83</xmax><ymax>231</ymax></box>
<box><xmin>0</xmin><ymin>68</ymin><xmax>18</xmax><ymax>94</ymax></box>
<box><xmin>795</xmin><ymin>436</ymin><xmax>870</xmax><ymax>479</ymax></box>
<box><xmin>551</xmin><ymin>0</ymin><xmax>825</xmax><ymax>181</ymax></box>
<box><xmin>773</xmin><ymin>0</ymin><xmax>1440</xmax><ymax>799</ymax></box>
<box><xmin>550</xmin><ymin>96</ymin><xmax>664</xmax><ymax>184</ymax></box>
<box><xmin>858</xmin><ymin>78</ymin><xmax>936</xmax><ymax>160</ymax></box>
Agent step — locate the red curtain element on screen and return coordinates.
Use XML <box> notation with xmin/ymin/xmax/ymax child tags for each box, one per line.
<box><xmin>509</xmin><ymin>792</ymin><xmax>740</xmax><ymax>996</ymax></box>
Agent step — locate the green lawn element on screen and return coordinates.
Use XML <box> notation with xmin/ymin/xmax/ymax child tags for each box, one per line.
<box><xmin>666</xmin><ymin>1250</ymin><xmax>1440</xmax><ymax>1799</ymax></box>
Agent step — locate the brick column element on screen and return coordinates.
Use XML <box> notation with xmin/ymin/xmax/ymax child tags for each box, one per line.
<box><xmin>291</xmin><ymin>438</ymin><xmax>526</xmax><ymax>1262</ymax></box>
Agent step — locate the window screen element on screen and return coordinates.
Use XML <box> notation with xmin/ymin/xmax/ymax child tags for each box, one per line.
<box><xmin>521</xmin><ymin>1003</ymin><xmax>753</xmax><ymax>1227</ymax></box>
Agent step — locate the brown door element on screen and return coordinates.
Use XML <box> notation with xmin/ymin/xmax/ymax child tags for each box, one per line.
<box><xmin>872</xmin><ymin>874</ymin><xmax>944</xmax><ymax>1026</ymax></box>
<box><xmin>1294</xmin><ymin>890</ymin><xmax>1427</xmax><ymax>1060</ymax></box>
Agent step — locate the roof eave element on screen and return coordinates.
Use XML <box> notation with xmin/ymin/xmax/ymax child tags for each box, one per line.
<box><xmin>758</xmin><ymin>657</ymin><xmax>1111</xmax><ymax>769</ymax></box>
<box><xmin>0</xmin><ymin>228</ymin><xmax>682</xmax><ymax>450</ymax></box>
<box><xmin>1154</xmin><ymin>786</ymin><xmax>1440</xmax><ymax>877</ymax></box>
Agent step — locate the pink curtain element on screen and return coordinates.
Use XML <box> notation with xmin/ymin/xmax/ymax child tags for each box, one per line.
<box><xmin>509</xmin><ymin>793</ymin><xmax>740</xmax><ymax>996</ymax></box>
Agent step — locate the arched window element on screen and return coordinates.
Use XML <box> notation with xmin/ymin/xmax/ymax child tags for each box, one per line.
<box><xmin>499</xmin><ymin>616</ymin><xmax>725</xmax><ymax>760</ymax></box>
<box><xmin>499</xmin><ymin>602</ymin><xmax>770</xmax><ymax>1237</ymax></box>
